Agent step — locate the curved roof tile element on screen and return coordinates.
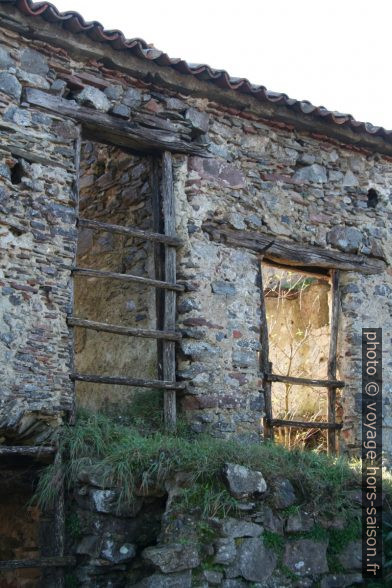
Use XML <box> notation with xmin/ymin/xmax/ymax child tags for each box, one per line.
<box><xmin>5</xmin><ymin>0</ymin><xmax>392</xmax><ymax>144</ymax></box>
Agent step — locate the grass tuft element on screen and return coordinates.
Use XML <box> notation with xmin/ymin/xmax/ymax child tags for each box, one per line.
<box><xmin>34</xmin><ymin>409</ymin><xmax>373</xmax><ymax>523</ymax></box>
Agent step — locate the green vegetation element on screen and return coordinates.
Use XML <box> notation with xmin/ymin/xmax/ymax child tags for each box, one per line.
<box><xmin>65</xmin><ymin>511</ymin><xmax>83</xmax><ymax>541</ymax></box>
<box><xmin>35</xmin><ymin>406</ymin><xmax>368</xmax><ymax>524</ymax></box>
<box><xmin>263</xmin><ymin>530</ymin><xmax>285</xmax><ymax>554</ymax></box>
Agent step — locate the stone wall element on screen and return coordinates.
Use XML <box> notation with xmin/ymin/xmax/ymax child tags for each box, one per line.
<box><xmin>66</xmin><ymin>461</ymin><xmax>364</xmax><ymax>588</ymax></box>
<box><xmin>0</xmin><ymin>12</ymin><xmax>391</xmax><ymax>459</ymax></box>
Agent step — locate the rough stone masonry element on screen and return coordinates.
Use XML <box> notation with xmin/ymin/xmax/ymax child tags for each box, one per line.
<box><xmin>0</xmin><ymin>0</ymin><xmax>391</xmax><ymax>463</ymax></box>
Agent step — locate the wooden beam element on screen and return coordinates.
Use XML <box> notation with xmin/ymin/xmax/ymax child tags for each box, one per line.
<box><xmin>203</xmin><ymin>224</ymin><xmax>386</xmax><ymax>275</ymax></box>
<box><xmin>162</xmin><ymin>152</ymin><xmax>177</xmax><ymax>430</ymax></box>
<box><xmin>270</xmin><ymin>419</ymin><xmax>343</xmax><ymax>430</ymax></box>
<box><xmin>0</xmin><ymin>446</ymin><xmax>56</xmax><ymax>457</ymax></box>
<box><xmin>72</xmin><ymin>267</ymin><xmax>184</xmax><ymax>292</ymax></box>
<box><xmin>67</xmin><ymin>317</ymin><xmax>182</xmax><ymax>341</ymax></box>
<box><xmin>0</xmin><ymin>556</ymin><xmax>76</xmax><ymax>570</ymax></box>
<box><xmin>24</xmin><ymin>88</ymin><xmax>207</xmax><ymax>156</ymax></box>
<box><xmin>78</xmin><ymin>218</ymin><xmax>183</xmax><ymax>247</ymax></box>
<box><xmin>327</xmin><ymin>270</ymin><xmax>340</xmax><ymax>455</ymax></box>
<box><xmin>71</xmin><ymin>372</ymin><xmax>185</xmax><ymax>390</ymax></box>
<box><xmin>266</xmin><ymin>373</ymin><xmax>345</xmax><ymax>389</ymax></box>
<box><xmin>259</xmin><ymin>265</ymin><xmax>273</xmax><ymax>441</ymax></box>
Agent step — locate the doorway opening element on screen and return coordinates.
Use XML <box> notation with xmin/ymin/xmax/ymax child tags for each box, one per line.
<box><xmin>260</xmin><ymin>263</ymin><xmax>343</xmax><ymax>453</ymax></box>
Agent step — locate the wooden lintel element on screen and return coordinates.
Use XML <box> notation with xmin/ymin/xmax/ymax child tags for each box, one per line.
<box><xmin>73</xmin><ymin>267</ymin><xmax>184</xmax><ymax>292</ymax></box>
<box><xmin>270</xmin><ymin>419</ymin><xmax>343</xmax><ymax>430</ymax></box>
<box><xmin>0</xmin><ymin>556</ymin><xmax>76</xmax><ymax>570</ymax></box>
<box><xmin>0</xmin><ymin>446</ymin><xmax>56</xmax><ymax>457</ymax></box>
<box><xmin>267</xmin><ymin>373</ymin><xmax>345</xmax><ymax>389</ymax></box>
<box><xmin>71</xmin><ymin>372</ymin><xmax>185</xmax><ymax>390</ymax></box>
<box><xmin>78</xmin><ymin>218</ymin><xmax>183</xmax><ymax>247</ymax></box>
<box><xmin>203</xmin><ymin>223</ymin><xmax>386</xmax><ymax>275</ymax></box>
<box><xmin>67</xmin><ymin>317</ymin><xmax>182</xmax><ymax>341</ymax></box>
<box><xmin>24</xmin><ymin>88</ymin><xmax>207</xmax><ymax>156</ymax></box>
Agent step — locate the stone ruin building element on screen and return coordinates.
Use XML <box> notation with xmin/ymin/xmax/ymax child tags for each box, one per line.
<box><xmin>0</xmin><ymin>0</ymin><xmax>391</xmax><ymax>585</ymax></box>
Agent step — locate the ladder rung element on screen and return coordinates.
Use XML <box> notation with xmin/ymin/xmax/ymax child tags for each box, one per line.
<box><xmin>73</xmin><ymin>268</ymin><xmax>184</xmax><ymax>292</ymax></box>
<box><xmin>266</xmin><ymin>373</ymin><xmax>345</xmax><ymax>388</ymax></box>
<box><xmin>71</xmin><ymin>373</ymin><xmax>185</xmax><ymax>390</ymax></box>
<box><xmin>0</xmin><ymin>556</ymin><xmax>76</xmax><ymax>570</ymax></box>
<box><xmin>270</xmin><ymin>419</ymin><xmax>342</xmax><ymax>430</ymax></box>
<box><xmin>78</xmin><ymin>218</ymin><xmax>183</xmax><ymax>247</ymax></box>
<box><xmin>67</xmin><ymin>317</ymin><xmax>182</xmax><ymax>341</ymax></box>
<box><xmin>0</xmin><ymin>446</ymin><xmax>56</xmax><ymax>457</ymax></box>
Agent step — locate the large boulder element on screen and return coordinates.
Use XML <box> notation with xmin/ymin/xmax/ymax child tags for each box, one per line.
<box><xmin>223</xmin><ymin>463</ymin><xmax>267</xmax><ymax>498</ymax></box>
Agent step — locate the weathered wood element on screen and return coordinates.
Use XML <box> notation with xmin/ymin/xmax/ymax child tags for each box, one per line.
<box><xmin>4</xmin><ymin>145</ymin><xmax>69</xmax><ymax>170</ymax></box>
<box><xmin>203</xmin><ymin>223</ymin><xmax>386</xmax><ymax>274</ymax></box>
<box><xmin>162</xmin><ymin>152</ymin><xmax>177</xmax><ymax>430</ymax></box>
<box><xmin>327</xmin><ymin>270</ymin><xmax>340</xmax><ymax>455</ymax></box>
<box><xmin>262</xmin><ymin>258</ymin><xmax>330</xmax><ymax>280</ymax></box>
<box><xmin>71</xmin><ymin>372</ymin><xmax>184</xmax><ymax>390</ymax></box>
<box><xmin>266</xmin><ymin>373</ymin><xmax>345</xmax><ymax>389</ymax></box>
<box><xmin>0</xmin><ymin>557</ymin><xmax>75</xmax><ymax>570</ymax></box>
<box><xmin>25</xmin><ymin>88</ymin><xmax>207</xmax><ymax>156</ymax></box>
<box><xmin>53</xmin><ymin>451</ymin><xmax>65</xmax><ymax>588</ymax></box>
<box><xmin>78</xmin><ymin>217</ymin><xmax>183</xmax><ymax>247</ymax></box>
<box><xmin>73</xmin><ymin>267</ymin><xmax>184</xmax><ymax>292</ymax></box>
<box><xmin>67</xmin><ymin>317</ymin><xmax>181</xmax><ymax>341</ymax></box>
<box><xmin>271</xmin><ymin>419</ymin><xmax>343</xmax><ymax>430</ymax></box>
<box><xmin>151</xmin><ymin>157</ymin><xmax>165</xmax><ymax>382</ymax></box>
<box><xmin>0</xmin><ymin>446</ymin><xmax>56</xmax><ymax>457</ymax></box>
<box><xmin>259</xmin><ymin>265</ymin><xmax>273</xmax><ymax>441</ymax></box>
<box><xmin>68</xmin><ymin>127</ymin><xmax>82</xmax><ymax>427</ymax></box>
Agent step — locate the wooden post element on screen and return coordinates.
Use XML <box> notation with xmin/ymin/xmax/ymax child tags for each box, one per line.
<box><xmin>327</xmin><ymin>270</ymin><xmax>340</xmax><ymax>455</ymax></box>
<box><xmin>161</xmin><ymin>152</ymin><xmax>177</xmax><ymax>430</ymax></box>
<box><xmin>259</xmin><ymin>262</ymin><xmax>274</xmax><ymax>441</ymax></box>
<box><xmin>68</xmin><ymin>127</ymin><xmax>81</xmax><ymax>426</ymax></box>
<box><xmin>53</xmin><ymin>450</ymin><xmax>65</xmax><ymax>588</ymax></box>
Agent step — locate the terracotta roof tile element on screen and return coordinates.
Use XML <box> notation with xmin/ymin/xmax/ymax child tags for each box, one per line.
<box><xmin>3</xmin><ymin>0</ymin><xmax>392</xmax><ymax>145</ymax></box>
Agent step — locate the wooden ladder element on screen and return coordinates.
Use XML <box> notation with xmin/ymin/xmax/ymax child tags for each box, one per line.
<box><xmin>69</xmin><ymin>151</ymin><xmax>183</xmax><ymax>429</ymax></box>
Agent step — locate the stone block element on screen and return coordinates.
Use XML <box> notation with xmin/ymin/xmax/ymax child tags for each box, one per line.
<box><xmin>227</xmin><ymin>537</ymin><xmax>277</xmax><ymax>582</ymax></box>
<box><xmin>283</xmin><ymin>538</ymin><xmax>328</xmax><ymax>577</ymax></box>
<box><xmin>223</xmin><ymin>463</ymin><xmax>267</xmax><ymax>498</ymax></box>
<box><xmin>20</xmin><ymin>48</ymin><xmax>49</xmax><ymax>75</ymax></box>
<box><xmin>142</xmin><ymin>543</ymin><xmax>200</xmax><ymax>573</ymax></box>
<box><xmin>273</xmin><ymin>479</ymin><xmax>297</xmax><ymax>509</ymax></box>
<box><xmin>0</xmin><ymin>72</ymin><xmax>21</xmax><ymax>99</ymax></box>
<box><xmin>76</xmin><ymin>85</ymin><xmax>111</xmax><ymax>112</ymax></box>
<box><xmin>326</xmin><ymin>226</ymin><xmax>363</xmax><ymax>253</ymax></box>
